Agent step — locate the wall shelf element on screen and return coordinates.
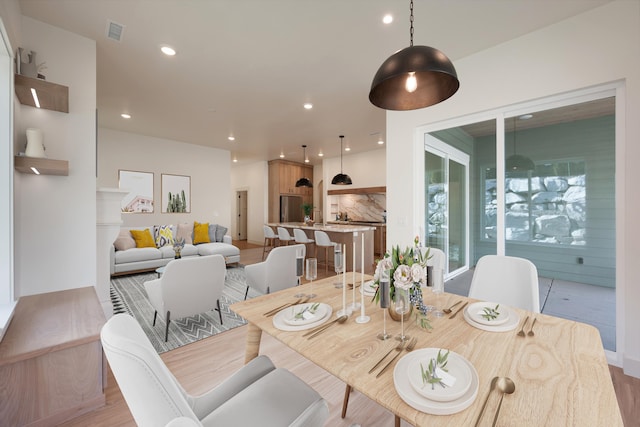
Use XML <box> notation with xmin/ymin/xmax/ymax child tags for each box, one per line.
<box><xmin>14</xmin><ymin>74</ymin><xmax>69</xmax><ymax>113</ymax></box>
<box><xmin>14</xmin><ymin>156</ymin><xmax>68</xmax><ymax>176</ymax></box>
<box><xmin>328</xmin><ymin>186</ymin><xmax>386</xmax><ymax>195</ymax></box>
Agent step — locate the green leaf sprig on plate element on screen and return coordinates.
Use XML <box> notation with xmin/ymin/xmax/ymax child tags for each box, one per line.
<box><xmin>481</xmin><ymin>304</ymin><xmax>500</xmax><ymax>321</ymax></box>
<box><xmin>294</xmin><ymin>303</ymin><xmax>320</xmax><ymax>319</ymax></box>
<box><xmin>420</xmin><ymin>349</ymin><xmax>450</xmax><ymax>390</ymax></box>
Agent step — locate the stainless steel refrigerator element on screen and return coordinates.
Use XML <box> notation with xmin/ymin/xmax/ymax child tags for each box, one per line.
<box><xmin>280</xmin><ymin>195</ymin><xmax>303</xmax><ymax>222</ymax></box>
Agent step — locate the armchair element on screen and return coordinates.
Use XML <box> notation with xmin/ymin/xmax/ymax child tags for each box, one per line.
<box><xmin>101</xmin><ymin>314</ymin><xmax>329</xmax><ymax>427</ymax></box>
<box><xmin>144</xmin><ymin>254</ymin><xmax>226</xmax><ymax>341</ymax></box>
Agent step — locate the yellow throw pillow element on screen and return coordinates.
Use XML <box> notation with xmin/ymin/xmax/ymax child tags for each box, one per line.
<box><xmin>130</xmin><ymin>229</ymin><xmax>156</xmax><ymax>248</ymax></box>
<box><xmin>193</xmin><ymin>221</ymin><xmax>211</xmax><ymax>244</ymax></box>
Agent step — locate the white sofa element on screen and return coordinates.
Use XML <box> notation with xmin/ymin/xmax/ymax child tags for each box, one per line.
<box><xmin>110</xmin><ymin>223</ymin><xmax>240</xmax><ymax>276</ymax></box>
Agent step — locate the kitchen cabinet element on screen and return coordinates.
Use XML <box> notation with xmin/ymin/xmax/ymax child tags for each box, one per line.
<box><xmin>374</xmin><ymin>225</ymin><xmax>386</xmax><ymax>257</ymax></box>
<box><xmin>268</xmin><ymin>160</ymin><xmax>313</xmax><ymax>222</ymax></box>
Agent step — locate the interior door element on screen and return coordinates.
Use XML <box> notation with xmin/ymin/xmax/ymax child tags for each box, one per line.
<box><xmin>424</xmin><ymin>135</ymin><xmax>470</xmax><ymax>277</ymax></box>
<box><xmin>236</xmin><ymin>191</ymin><xmax>247</xmax><ymax>240</ymax></box>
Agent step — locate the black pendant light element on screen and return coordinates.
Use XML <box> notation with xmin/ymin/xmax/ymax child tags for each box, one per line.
<box><xmin>506</xmin><ymin>117</ymin><xmax>535</xmax><ymax>172</ymax></box>
<box><xmin>295</xmin><ymin>145</ymin><xmax>313</xmax><ymax>188</ymax></box>
<box><xmin>331</xmin><ymin>135</ymin><xmax>352</xmax><ymax>185</ymax></box>
<box><xmin>369</xmin><ymin>0</ymin><xmax>459</xmax><ymax>111</ymax></box>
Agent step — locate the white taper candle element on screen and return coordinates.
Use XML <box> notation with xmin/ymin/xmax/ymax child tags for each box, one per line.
<box><xmin>360</xmin><ymin>232</ymin><xmax>365</xmax><ymax>316</ymax></box>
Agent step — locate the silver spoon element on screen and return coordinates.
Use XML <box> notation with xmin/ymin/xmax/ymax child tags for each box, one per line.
<box><xmin>492</xmin><ymin>377</ymin><xmax>516</xmax><ymax>427</ymax></box>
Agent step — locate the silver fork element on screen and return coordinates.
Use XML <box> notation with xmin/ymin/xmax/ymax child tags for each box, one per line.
<box><xmin>376</xmin><ymin>337</ymin><xmax>418</xmax><ymax>378</ymax></box>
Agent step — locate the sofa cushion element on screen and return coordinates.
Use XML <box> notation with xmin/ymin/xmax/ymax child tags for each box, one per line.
<box><xmin>198</xmin><ymin>242</ymin><xmax>240</xmax><ymax>258</ymax></box>
<box><xmin>193</xmin><ymin>221</ymin><xmax>211</xmax><ymax>244</ymax></box>
<box><xmin>154</xmin><ymin>225</ymin><xmax>174</xmax><ymax>248</ymax></box>
<box><xmin>130</xmin><ymin>229</ymin><xmax>156</xmax><ymax>248</ymax></box>
<box><xmin>114</xmin><ymin>229</ymin><xmax>136</xmax><ymax>251</ymax></box>
<box><xmin>181</xmin><ymin>244</ymin><xmax>199</xmax><ymax>257</ymax></box>
<box><xmin>215</xmin><ymin>225</ymin><xmax>228</xmax><ymax>242</ymax></box>
<box><xmin>115</xmin><ymin>247</ymin><xmax>162</xmax><ymax>264</ymax></box>
<box><xmin>175</xmin><ymin>222</ymin><xmax>194</xmax><ymax>245</ymax></box>
<box><xmin>208</xmin><ymin>223</ymin><xmax>218</xmax><ymax>242</ymax></box>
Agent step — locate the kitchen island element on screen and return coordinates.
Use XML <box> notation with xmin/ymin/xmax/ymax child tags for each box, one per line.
<box><xmin>268</xmin><ymin>222</ymin><xmax>376</xmax><ymax>274</ymax></box>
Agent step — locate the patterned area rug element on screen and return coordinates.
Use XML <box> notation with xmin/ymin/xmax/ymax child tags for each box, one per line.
<box><xmin>110</xmin><ymin>267</ymin><xmax>261</xmax><ymax>353</ymax></box>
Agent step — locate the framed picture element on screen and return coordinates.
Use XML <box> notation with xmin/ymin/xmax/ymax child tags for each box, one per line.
<box><xmin>118</xmin><ymin>170</ymin><xmax>154</xmax><ymax>213</ymax></box>
<box><xmin>162</xmin><ymin>174</ymin><xmax>191</xmax><ymax>213</ymax></box>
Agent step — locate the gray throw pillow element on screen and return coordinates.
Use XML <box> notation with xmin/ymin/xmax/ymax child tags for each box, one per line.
<box><xmin>208</xmin><ymin>224</ymin><xmax>218</xmax><ymax>242</ymax></box>
<box><xmin>215</xmin><ymin>225</ymin><xmax>228</xmax><ymax>242</ymax></box>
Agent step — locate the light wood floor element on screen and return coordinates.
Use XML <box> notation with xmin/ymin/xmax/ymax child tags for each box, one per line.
<box><xmin>59</xmin><ymin>241</ymin><xmax>640</xmax><ymax>427</ymax></box>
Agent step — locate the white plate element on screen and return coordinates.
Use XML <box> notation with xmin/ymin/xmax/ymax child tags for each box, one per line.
<box><xmin>272</xmin><ymin>303</ymin><xmax>333</xmax><ymax>331</ymax></box>
<box><xmin>406</xmin><ymin>349</ymin><xmax>473</xmax><ymax>402</ymax></box>
<box><xmin>463</xmin><ymin>305</ymin><xmax>520</xmax><ymax>333</ymax></box>
<box><xmin>394</xmin><ymin>348</ymin><xmax>479</xmax><ymax>415</ymax></box>
<box><xmin>466</xmin><ymin>302</ymin><xmax>510</xmax><ymax>326</ymax></box>
<box><xmin>281</xmin><ymin>303</ymin><xmax>328</xmax><ymax>326</ymax></box>
<box><xmin>361</xmin><ymin>280</ymin><xmax>377</xmax><ymax>296</ymax></box>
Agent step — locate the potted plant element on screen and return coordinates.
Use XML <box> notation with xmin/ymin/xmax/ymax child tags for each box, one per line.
<box><xmin>302</xmin><ymin>203</ymin><xmax>314</xmax><ymax>224</ymax></box>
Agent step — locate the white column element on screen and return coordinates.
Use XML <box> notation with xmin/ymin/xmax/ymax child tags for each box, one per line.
<box><xmin>96</xmin><ymin>188</ymin><xmax>128</xmax><ymax>319</ymax></box>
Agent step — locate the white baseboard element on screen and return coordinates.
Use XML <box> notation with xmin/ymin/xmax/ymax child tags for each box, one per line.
<box><xmin>0</xmin><ymin>301</ymin><xmax>17</xmax><ymax>343</ymax></box>
<box><xmin>623</xmin><ymin>355</ymin><xmax>640</xmax><ymax>379</ymax></box>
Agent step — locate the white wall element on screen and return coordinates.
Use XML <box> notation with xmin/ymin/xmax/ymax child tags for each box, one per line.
<box><xmin>14</xmin><ymin>16</ymin><xmax>96</xmax><ymax>297</ymax></box>
<box><xmin>97</xmin><ymin>128</ymin><xmax>231</xmax><ymax>230</ymax></box>
<box><xmin>386</xmin><ymin>1</ymin><xmax>640</xmax><ymax>376</ymax></box>
<box><xmin>230</xmin><ymin>161</ymin><xmax>268</xmax><ymax>245</ymax></box>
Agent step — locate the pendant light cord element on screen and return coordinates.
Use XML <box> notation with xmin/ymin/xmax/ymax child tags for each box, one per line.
<box><xmin>340</xmin><ymin>136</ymin><xmax>344</xmax><ymax>172</ymax></box>
<box><xmin>409</xmin><ymin>0</ymin><xmax>414</xmax><ymax>47</ymax></box>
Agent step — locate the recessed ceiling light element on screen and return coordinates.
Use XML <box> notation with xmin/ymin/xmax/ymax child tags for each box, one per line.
<box><xmin>345</xmin><ymin>147</ymin><xmax>351</xmax><ymax>152</ymax></box>
<box><xmin>383</xmin><ymin>14</ymin><xmax>393</xmax><ymax>24</ymax></box>
<box><xmin>121</xmin><ymin>113</ymin><xmax>131</xmax><ymax>119</ymax></box>
<box><xmin>228</xmin><ymin>136</ymin><xmax>235</xmax><ymax>141</ymax></box>
<box><xmin>160</xmin><ymin>45</ymin><xmax>176</xmax><ymax>56</ymax></box>
<box><xmin>303</xmin><ymin>103</ymin><xmax>313</xmax><ymax>110</ymax></box>
<box><xmin>518</xmin><ymin>114</ymin><xmax>533</xmax><ymax>120</ymax></box>
<box><xmin>318</xmin><ymin>152</ymin><xmax>324</xmax><ymax>157</ymax></box>
<box><xmin>279</xmin><ymin>153</ymin><xmax>285</xmax><ymax>158</ymax></box>
<box><xmin>233</xmin><ymin>158</ymin><xmax>238</xmax><ymax>163</ymax></box>
<box><xmin>377</xmin><ymin>137</ymin><xmax>385</xmax><ymax>145</ymax></box>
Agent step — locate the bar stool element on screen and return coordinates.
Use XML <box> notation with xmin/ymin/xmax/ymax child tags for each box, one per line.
<box><xmin>314</xmin><ymin>230</ymin><xmax>337</xmax><ymax>273</ymax></box>
<box><xmin>262</xmin><ymin>225</ymin><xmax>278</xmax><ymax>261</ymax></box>
<box><xmin>277</xmin><ymin>227</ymin><xmax>294</xmax><ymax>246</ymax></box>
<box><xmin>293</xmin><ymin>228</ymin><xmax>315</xmax><ymax>258</ymax></box>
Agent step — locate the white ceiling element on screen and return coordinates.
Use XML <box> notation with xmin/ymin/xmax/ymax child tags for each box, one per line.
<box><xmin>19</xmin><ymin>0</ymin><xmax>613</xmax><ymax>165</ymax></box>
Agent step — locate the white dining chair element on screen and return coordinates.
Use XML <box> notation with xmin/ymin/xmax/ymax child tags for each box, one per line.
<box><xmin>277</xmin><ymin>227</ymin><xmax>294</xmax><ymax>246</ymax></box>
<box><xmin>262</xmin><ymin>225</ymin><xmax>279</xmax><ymax>260</ymax></box>
<box><xmin>101</xmin><ymin>314</ymin><xmax>329</xmax><ymax>427</ymax></box>
<box><xmin>314</xmin><ymin>230</ymin><xmax>337</xmax><ymax>273</ymax></box>
<box><xmin>468</xmin><ymin>254</ymin><xmax>541</xmax><ymax>313</ymax></box>
<box><xmin>244</xmin><ymin>244</ymin><xmax>306</xmax><ymax>298</ymax></box>
<box><xmin>293</xmin><ymin>228</ymin><xmax>315</xmax><ymax>257</ymax></box>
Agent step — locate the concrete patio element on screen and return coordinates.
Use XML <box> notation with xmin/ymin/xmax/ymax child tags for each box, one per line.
<box><xmin>445</xmin><ymin>269</ymin><xmax>616</xmax><ymax>351</ymax></box>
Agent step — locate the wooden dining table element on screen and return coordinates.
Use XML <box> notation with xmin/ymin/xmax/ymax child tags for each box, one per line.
<box><xmin>230</xmin><ymin>273</ymin><xmax>622</xmax><ymax>426</ymax></box>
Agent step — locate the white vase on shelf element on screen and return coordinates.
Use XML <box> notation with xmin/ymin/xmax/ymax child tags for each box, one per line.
<box><xmin>25</xmin><ymin>128</ymin><xmax>46</xmax><ymax>158</ymax></box>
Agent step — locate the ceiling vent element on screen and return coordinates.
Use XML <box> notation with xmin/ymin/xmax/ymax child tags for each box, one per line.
<box><xmin>106</xmin><ymin>20</ymin><xmax>125</xmax><ymax>42</ymax></box>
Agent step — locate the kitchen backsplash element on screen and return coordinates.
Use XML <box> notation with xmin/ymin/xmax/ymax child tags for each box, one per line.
<box><xmin>329</xmin><ymin>194</ymin><xmax>386</xmax><ymax>222</ymax></box>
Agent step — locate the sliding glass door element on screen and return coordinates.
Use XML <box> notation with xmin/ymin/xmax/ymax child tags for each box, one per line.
<box><xmin>424</xmin><ymin>136</ymin><xmax>469</xmax><ymax>277</ymax></box>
